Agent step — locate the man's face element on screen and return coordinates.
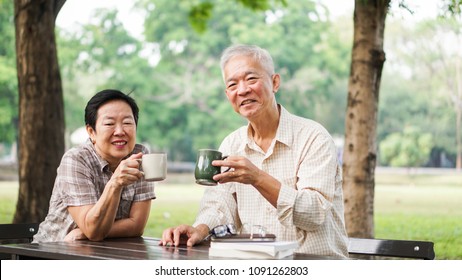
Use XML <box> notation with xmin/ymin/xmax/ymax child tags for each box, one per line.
<box><xmin>223</xmin><ymin>55</ymin><xmax>280</xmax><ymax>120</ymax></box>
<box><xmin>86</xmin><ymin>100</ymin><xmax>137</xmax><ymax>168</ymax></box>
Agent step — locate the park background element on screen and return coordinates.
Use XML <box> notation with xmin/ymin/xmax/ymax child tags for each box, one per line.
<box><xmin>0</xmin><ymin>0</ymin><xmax>461</xmax><ymax>259</ymax></box>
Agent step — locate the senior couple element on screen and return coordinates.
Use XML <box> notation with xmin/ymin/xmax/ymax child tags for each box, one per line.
<box><xmin>33</xmin><ymin>44</ymin><xmax>349</xmax><ymax>258</ymax></box>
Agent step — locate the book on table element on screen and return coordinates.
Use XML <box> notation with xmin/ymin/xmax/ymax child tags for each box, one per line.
<box><xmin>209</xmin><ymin>240</ymin><xmax>299</xmax><ymax>259</ymax></box>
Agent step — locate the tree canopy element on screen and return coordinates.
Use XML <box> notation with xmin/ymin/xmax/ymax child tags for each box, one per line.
<box><xmin>0</xmin><ymin>0</ymin><xmax>460</xmax><ymax>167</ymax></box>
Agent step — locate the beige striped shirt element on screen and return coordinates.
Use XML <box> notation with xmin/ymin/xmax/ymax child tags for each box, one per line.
<box><xmin>194</xmin><ymin>106</ymin><xmax>348</xmax><ymax>258</ymax></box>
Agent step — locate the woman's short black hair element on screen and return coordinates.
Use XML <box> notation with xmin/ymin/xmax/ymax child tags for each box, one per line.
<box><xmin>85</xmin><ymin>89</ymin><xmax>139</xmax><ymax>130</ymax></box>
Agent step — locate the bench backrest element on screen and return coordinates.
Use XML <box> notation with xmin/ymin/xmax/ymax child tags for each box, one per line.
<box><xmin>0</xmin><ymin>223</ymin><xmax>39</xmax><ymax>244</ymax></box>
<box><xmin>348</xmin><ymin>237</ymin><xmax>435</xmax><ymax>260</ymax></box>
<box><xmin>0</xmin><ymin>223</ymin><xmax>39</xmax><ymax>259</ymax></box>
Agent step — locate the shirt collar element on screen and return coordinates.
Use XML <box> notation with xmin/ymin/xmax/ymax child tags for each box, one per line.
<box><xmin>85</xmin><ymin>138</ymin><xmax>110</xmax><ymax>172</ymax></box>
<box><xmin>275</xmin><ymin>105</ymin><xmax>293</xmax><ymax>147</ymax></box>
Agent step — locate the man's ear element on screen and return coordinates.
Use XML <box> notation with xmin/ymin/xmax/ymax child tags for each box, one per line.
<box><xmin>272</xmin><ymin>73</ymin><xmax>281</xmax><ymax>93</ymax></box>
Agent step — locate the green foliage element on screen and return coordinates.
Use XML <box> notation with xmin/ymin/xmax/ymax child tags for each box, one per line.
<box><xmin>6</xmin><ymin>0</ymin><xmax>450</xmax><ymax>166</ymax></box>
<box><xmin>0</xmin><ymin>0</ymin><xmax>18</xmax><ymax>144</ymax></box>
<box><xmin>380</xmin><ymin>16</ymin><xmax>462</xmax><ymax>165</ymax></box>
<box><xmin>439</xmin><ymin>0</ymin><xmax>462</xmax><ymax>17</ymax></box>
<box><xmin>136</xmin><ymin>0</ymin><xmax>349</xmax><ymax>160</ymax></box>
<box><xmin>188</xmin><ymin>2</ymin><xmax>214</xmax><ymax>33</ymax></box>
<box><xmin>379</xmin><ymin>126</ymin><xmax>433</xmax><ymax>167</ymax></box>
<box><xmin>187</xmin><ymin>0</ymin><xmax>288</xmax><ymax>33</ymax></box>
<box><xmin>236</xmin><ymin>0</ymin><xmax>287</xmax><ymax>11</ymax></box>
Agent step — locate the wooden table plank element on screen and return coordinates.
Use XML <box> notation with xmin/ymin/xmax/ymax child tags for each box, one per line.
<box><xmin>0</xmin><ymin>237</ymin><xmax>341</xmax><ymax>260</ymax></box>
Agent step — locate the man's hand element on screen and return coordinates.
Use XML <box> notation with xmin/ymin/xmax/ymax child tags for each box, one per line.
<box><xmin>159</xmin><ymin>224</ymin><xmax>209</xmax><ymax>247</ymax></box>
<box><xmin>212</xmin><ymin>155</ymin><xmax>281</xmax><ymax>207</ymax></box>
<box><xmin>212</xmin><ymin>156</ymin><xmax>262</xmax><ymax>185</ymax></box>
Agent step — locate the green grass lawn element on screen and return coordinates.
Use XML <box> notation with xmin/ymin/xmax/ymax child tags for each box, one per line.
<box><xmin>1</xmin><ymin>171</ymin><xmax>461</xmax><ymax>259</ymax></box>
<box><xmin>374</xmin><ymin>173</ymin><xmax>462</xmax><ymax>259</ymax></box>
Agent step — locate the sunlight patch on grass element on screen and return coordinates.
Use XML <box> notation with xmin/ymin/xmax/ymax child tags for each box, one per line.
<box><xmin>375</xmin><ymin>185</ymin><xmax>462</xmax><ymax>216</ymax></box>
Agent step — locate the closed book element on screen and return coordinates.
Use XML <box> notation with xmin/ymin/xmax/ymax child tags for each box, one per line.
<box><xmin>209</xmin><ymin>247</ymin><xmax>295</xmax><ymax>259</ymax></box>
<box><xmin>209</xmin><ymin>241</ymin><xmax>299</xmax><ymax>259</ymax></box>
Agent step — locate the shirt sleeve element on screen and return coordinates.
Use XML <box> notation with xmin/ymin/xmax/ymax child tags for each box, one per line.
<box><xmin>276</xmin><ymin>131</ymin><xmax>340</xmax><ymax>232</ymax></box>
<box><xmin>193</xmin><ymin>184</ymin><xmax>239</xmax><ymax>230</ymax></box>
<box><xmin>133</xmin><ymin>181</ymin><xmax>156</xmax><ymax>201</ymax></box>
<box><xmin>58</xmin><ymin>151</ymin><xmax>100</xmax><ymax>207</ymax></box>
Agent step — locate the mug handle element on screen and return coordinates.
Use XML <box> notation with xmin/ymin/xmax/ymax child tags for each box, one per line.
<box><xmin>221</xmin><ymin>155</ymin><xmax>231</xmax><ymax>173</ymax></box>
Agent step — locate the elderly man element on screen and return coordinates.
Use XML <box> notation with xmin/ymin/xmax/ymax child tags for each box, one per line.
<box><xmin>160</xmin><ymin>44</ymin><xmax>348</xmax><ymax>258</ymax></box>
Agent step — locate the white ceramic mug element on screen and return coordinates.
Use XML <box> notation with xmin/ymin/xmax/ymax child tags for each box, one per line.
<box><xmin>141</xmin><ymin>153</ymin><xmax>167</xmax><ymax>181</ymax></box>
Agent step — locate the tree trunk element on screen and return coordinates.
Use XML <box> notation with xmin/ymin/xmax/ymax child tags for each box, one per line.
<box><xmin>13</xmin><ymin>0</ymin><xmax>66</xmax><ymax>223</ymax></box>
<box><xmin>342</xmin><ymin>0</ymin><xmax>389</xmax><ymax>238</ymax></box>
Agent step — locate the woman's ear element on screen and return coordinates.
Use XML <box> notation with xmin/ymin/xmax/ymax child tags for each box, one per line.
<box><xmin>86</xmin><ymin>125</ymin><xmax>96</xmax><ymax>144</ymax></box>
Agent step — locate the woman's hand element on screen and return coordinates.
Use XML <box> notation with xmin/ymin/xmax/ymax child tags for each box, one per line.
<box><xmin>64</xmin><ymin>228</ymin><xmax>88</xmax><ymax>242</ymax></box>
<box><xmin>110</xmin><ymin>152</ymin><xmax>144</xmax><ymax>189</ymax></box>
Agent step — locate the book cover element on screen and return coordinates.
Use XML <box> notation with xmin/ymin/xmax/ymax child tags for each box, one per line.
<box><xmin>209</xmin><ymin>240</ymin><xmax>299</xmax><ymax>259</ymax></box>
<box><xmin>209</xmin><ymin>247</ymin><xmax>295</xmax><ymax>259</ymax></box>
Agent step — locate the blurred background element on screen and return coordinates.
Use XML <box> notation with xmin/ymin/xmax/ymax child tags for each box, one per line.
<box><xmin>1</xmin><ymin>0</ymin><xmax>461</xmax><ymax>167</ymax></box>
<box><xmin>1</xmin><ymin>0</ymin><xmax>461</xmax><ymax>259</ymax></box>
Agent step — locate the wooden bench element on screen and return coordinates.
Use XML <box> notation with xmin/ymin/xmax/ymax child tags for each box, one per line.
<box><xmin>0</xmin><ymin>223</ymin><xmax>39</xmax><ymax>259</ymax></box>
<box><xmin>348</xmin><ymin>237</ymin><xmax>435</xmax><ymax>260</ymax></box>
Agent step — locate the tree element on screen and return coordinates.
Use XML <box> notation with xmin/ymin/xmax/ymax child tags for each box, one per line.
<box><xmin>379</xmin><ymin>126</ymin><xmax>433</xmax><ymax>167</ymax></box>
<box><xmin>379</xmin><ymin>17</ymin><xmax>460</xmax><ymax>168</ymax></box>
<box><xmin>54</xmin><ymin>0</ymin><xmax>349</xmax><ymax>162</ymax></box>
<box><xmin>411</xmin><ymin>18</ymin><xmax>462</xmax><ymax>169</ymax></box>
<box><xmin>13</xmin><ymin>0</ymin><xmax>66</xmax><ymax>223</ymax></box>
<box><xmin>342</xmin><ymin>0</ymin><xmax>389</xmax><ymax>238</ymax></box>
<box><xmin>343</xmin><ymin>0</ymin><xmax>461</xmax><ymax>238</ymax></box>
<box><xmin>143</xmin><ymin>0</ymin><xmax>351</xmax><ymax>156</ymax></box>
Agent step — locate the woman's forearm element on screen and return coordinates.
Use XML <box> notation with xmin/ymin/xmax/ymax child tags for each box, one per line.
<box><xmin>106</xmin><ymin>200</ymin><xmax>151</xmax><ymax>238</ymax></box>
<box><xmin>80</xmin><ymin>180</ymin><xmax>123</xmax><ymax>240</ymax></box>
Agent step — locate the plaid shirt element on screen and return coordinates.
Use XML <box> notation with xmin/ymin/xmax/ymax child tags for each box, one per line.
<box><xmin>194</xmin><ymin>106</ymin><xmax>349</xmax><ymax>258</ymax></box>
<box><xmin>33</xmin><ymin>139</ymin><xmax>156</xmax><ymax>243</ymax></box>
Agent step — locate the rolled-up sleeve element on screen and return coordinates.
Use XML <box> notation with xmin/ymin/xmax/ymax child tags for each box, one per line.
<box><xmin>193</xmin><ymin>184</ymin><xmax>238</xmax><ymax>230</ymax></box>
<box><xmin>277</xmin><ymin>131</ymin><xmax>338</xmax><ymax>231</ymax></box>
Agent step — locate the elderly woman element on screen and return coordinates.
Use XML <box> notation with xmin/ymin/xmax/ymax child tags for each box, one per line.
<box><xmin>33</xmin><ymin>89</ymin><xmax>156</xmax><ymax>242</ymax></box>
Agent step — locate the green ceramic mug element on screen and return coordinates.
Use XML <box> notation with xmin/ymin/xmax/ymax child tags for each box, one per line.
<box><xmin>194</xmin><ymin>149</ymin><xmax>229</xmax><ymax>186</ymax></box>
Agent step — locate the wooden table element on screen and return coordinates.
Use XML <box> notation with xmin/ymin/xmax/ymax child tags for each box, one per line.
<box><xmin>0</xmin><ymin>237</ymin><xmax>341</xmax><ymax>260</ymax></box>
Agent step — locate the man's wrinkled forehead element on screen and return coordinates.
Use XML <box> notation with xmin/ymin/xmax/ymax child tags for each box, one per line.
<box><xmin>223</xmin><ymin>55</ymin><xmax>262</xmax><ymax>80</ymax></box>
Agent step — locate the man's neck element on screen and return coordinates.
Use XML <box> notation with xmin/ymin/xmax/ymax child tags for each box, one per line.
<box><xmin>249</xmin><ymin>105</ymin><xmax>280</xmax><ymax>152</ymax></box>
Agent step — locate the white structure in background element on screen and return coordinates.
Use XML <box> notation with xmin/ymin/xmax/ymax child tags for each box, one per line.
<box><xmin>70</xmin><ymin>126</ymin><xmax>89</xmax><ymax>146</ymax></box>
<box><xmin>0</xmin><ymin>142</ymin><xmax>17</xmax><ymax>164</ymax></box>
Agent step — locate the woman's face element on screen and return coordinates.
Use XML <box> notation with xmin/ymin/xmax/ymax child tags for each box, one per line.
<box><xmin>86</xmin><ymin>100</ymin><xmax>136</xmax><ymax>169</ymax></box>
